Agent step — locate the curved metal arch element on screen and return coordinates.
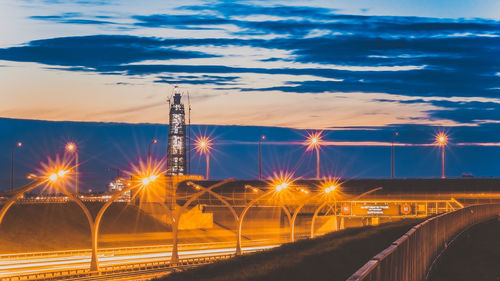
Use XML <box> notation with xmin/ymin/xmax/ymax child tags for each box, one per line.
<box><xmin>185</xmin><ymin>182</ymin><xmax>242</xmax><ymax>253</ymax></box>
<box><xmin>92</xmin><ymin>182</ymin><xmax>172</xmax><ymax>271</ymax></box>
<box><xmin>0</xmin><ymin>179</ymin><xmax>45</xmax><ymax>224</ymax></box>
<box><xmin>55</xmin><ymin>184</ymin><xmax>97</xmax><ymax>271</ymax></box>
<box><xmin>290</xmin><ymin>193</ymin><xmax>323</xmax><ymax>242</ymax></box>
<box><xmin>310</xmin><ymin>201</ymin><xmax>334</xmax><ymax>238</ymax></box>
<box><xmin>171</xmin><ymin>178</ymin><xmax>236</xmax><ymax>263</ymax></box>
<box><xmin>0</xmin><ymin>179</ymin><xmax>97</xmax><ymax>271</ymax></box>
<box><xmin>237</xmin><ymin>189</ymin><xmax>294</xmax><ymax>253</ymax></box>
<box><xmin>185</xmin><ymin>182</ymin><xmax>239</xmax><ymax>223</ymax></box>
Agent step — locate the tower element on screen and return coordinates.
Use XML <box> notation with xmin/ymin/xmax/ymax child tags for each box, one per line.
<box><xmin>167</xmin><ymin>86</ymin><xmax>186</xmax><ymax>175</ymax></box>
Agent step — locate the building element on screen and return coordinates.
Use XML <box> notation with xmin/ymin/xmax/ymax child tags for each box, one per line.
<box><xmin>166</xmin><ymin>86</ymin><xmax>187</xmax><ymax>175</ymax></box>
<box><xmin>107</xmin><ymin>177</ymin><xmax>130</xmax><ymax>201</ymax></box>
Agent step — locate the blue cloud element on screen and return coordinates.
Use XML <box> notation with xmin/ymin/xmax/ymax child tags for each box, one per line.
<box><xmin>2</xmin><ymin>3</ymin><xmax>499</xmax><ymax>125</ymax></box>
<box><xmin>155</xmin><ymin>75</ymin><xmax>239</xmax><ymax>85</ymax></box>
<box><xmin>0</xmin><ymin>35</ymin><xmax>218</xmax><ymax>67</ymax></box>
<box><xmin>132</xmin><ymin>14</ymin><xmax>230</xmax><ymax>28</ymax></box>
<box><xmin>376</xmin><ymin>99</ymin><xmax>500</xmax><ymax>124</ymax></box>
<box><xmin>30</xmin><ymin>12</ymin><xmax>115</xmax><ymax>25</ymax></box>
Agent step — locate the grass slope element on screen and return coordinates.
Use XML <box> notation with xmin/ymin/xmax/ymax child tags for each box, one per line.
<box><xmin>157</xmin><ymin>219</ymin><xmax>422</xmax><ymax>281</ymax></box>
<box><xmin>428</xmin><ymin>219</ymin><xmax>500</xmax><ymax>281</ymax></box>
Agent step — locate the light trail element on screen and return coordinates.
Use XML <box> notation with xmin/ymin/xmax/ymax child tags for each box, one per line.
<box><xmin>0</xmin><ymin>242</ymin><xmax>279</xmax><ymax>279</ymax></box>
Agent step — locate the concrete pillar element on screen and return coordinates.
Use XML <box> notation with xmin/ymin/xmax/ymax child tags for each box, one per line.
<box><xmin>332</xmin><ymin>215</ymin><xmax>338</xmax><ymax>231</ymax></box>
<box><xmin>339</xmin><ymin>217</ymin><xmax>345</xmax><ymax>230</ymax></box>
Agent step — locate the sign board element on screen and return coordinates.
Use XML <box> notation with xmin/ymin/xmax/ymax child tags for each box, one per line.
<box><xmin>351</xmin><ymin>203</ymin><xmax>400</xmax><ymax>216</ymax></box>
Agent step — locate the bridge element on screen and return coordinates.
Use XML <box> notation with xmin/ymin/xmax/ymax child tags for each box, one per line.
<box><xmin>1</xmin><ymin>176</ymin><xmax>500</xmax><ymax>280</ymax></box>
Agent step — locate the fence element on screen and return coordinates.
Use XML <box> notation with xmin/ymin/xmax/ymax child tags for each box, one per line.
<box><xmin>0</xmin><ymin>253</ymin><xmax>236</xmax><ymax>281</ymax></box>
<box><xmin>347</xmin><ymin>203</ymin><xmax>500</xmax><ymax>281</ymax></box>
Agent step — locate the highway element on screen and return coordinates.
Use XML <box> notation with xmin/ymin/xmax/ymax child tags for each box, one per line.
<box><xmin>0</xmin><ymin>240</ymin><xmax>280</xmax><ymax>280</ymax></box>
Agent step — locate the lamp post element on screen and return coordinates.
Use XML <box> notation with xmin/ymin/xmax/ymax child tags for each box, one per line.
<box><xmin>436</xmin><ymin>133</ymin><xmax>448</xmax><ymax>179</ymax></box>
<box><xmin>196</xmin><ymin>137</ymin><xmax>212</xmax><ymax>180</ymax></box>
<box><xmin>291</xmin><ymin>183</ymin><xmax>339</xmax><ymax>241</ymax></box>
<box><xmin>258</xmin><ymin>135</ymin><xmax>265</xmax><ymax>180</ymax></box>
<box><xmin>238</xmin><ymin>181</ymin><xmax>293</xmax><ymax>252</ymax></box>
<box><xmin>65</xmin><ymin>142</ymin><xmax>79</xmax><ymax>193</ymax></box>
<box><xmin>148</xmin><ymin>139</ymin><xmax>158</xmax><ymax>163</ymax></box>
<box><xmin>10</xmin><ymin>142</ymin><xmax>22</xmax><ymax>191</ymax></box>
<box><xmin>306</xmin><ymin>132</ymin><xmax>323</xmax><ymax>179</ymax></box>
<box><xmin>92</xmin><ymin>172</ymin><xmax>161</xmax><ymax>271</ymax></box>
<box><xmin>391</xmin><ymin>132</ymin><xmax>398</xmax><ymax>179</ymax></box>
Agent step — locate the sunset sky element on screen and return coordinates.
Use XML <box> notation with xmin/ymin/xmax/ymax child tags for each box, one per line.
<box><xmin>1</xmin><ymin>0</ymin><xmax>500</xmax><ymax>188</ymax></box>
<box><xmin>1</xmin><ymin>0</ymin><xmax>499</xmax><ymax>129</ymax></box>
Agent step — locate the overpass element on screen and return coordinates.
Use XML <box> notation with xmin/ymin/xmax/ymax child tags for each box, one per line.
<box><xmin>1</xmin><ymin>178</ymin><xmax>500</xmax><ymax>280</ymax></box>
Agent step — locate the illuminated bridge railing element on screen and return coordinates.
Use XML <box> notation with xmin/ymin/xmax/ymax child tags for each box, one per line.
<box><xmin>347</xmin><ymin>203</ymin><xmax>500</xmax><ymax>281</ymax></box>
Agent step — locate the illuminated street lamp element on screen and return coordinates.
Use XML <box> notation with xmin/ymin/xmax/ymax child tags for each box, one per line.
<box><xmin>147</xmin><ymin>139</ymin><xmax>158</xmax><ymax>163</ymax></box>
<box><xmin>258</xmin><ymin>135</ymin><xmax>265</xmax><ymax>180</ymax></box>
<box><xmin>291</xmin><ymin>180</ymin><xmax>340</xmax><ymax>241</ymax></box>
<box><xmin>435</xmin><ymin>133</ymin><xmax>448</xmax><ymax>179</ymax></box>
<box><xmin>10</xmin><ymin>142</ymin><xmax>22</xmax><ymax>191</ymax></box>
<box><xmin>92</xmin><ymin>171</ymin><xmax>161</xmax><ymax>271</ymax></box>
<box><xmin>170</xmin><ymin>178</ymin><xmax>235</xmax><ymax>263</ymax></box>
<box><xmin>65</xmin><ymin>142</ymin><xmax>79</xmax><ymax>193</ymax></box>
<box><xmin>309</xmin><ymin>180</ymin><xmax>342</xmax><ymax>238</ymax></box>
<box><xmin>238</xmin><ymin>179</ymin><xmax>292</xmax><ymax>253</ymax></box>
<box><xmin>196</xmin><ymin>137</ymin><xmax>212</xmax><ymax>180</ymax></box>
<box><xmin>1</xmin><ymin>160</ymin><xmax>94</xmax><ymax>272</ymax></box>
<box><xmin>1</xmin><ymin>168</ymin><xmax>70</xmax><ymax>224</ymax></box>
<box><xmin>305</xmin><ymin>132</ymin><xmax>323</xmax><ymax>179</ymax></box>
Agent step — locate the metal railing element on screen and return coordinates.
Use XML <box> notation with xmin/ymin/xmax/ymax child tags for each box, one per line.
<box><xmin>0</xmin><ymin>240</ymin><xmax>253</xmax><ymax>260</ymax></box>
<box><xmin>347</xmin><ymin>203</ymin><xmax>500</xmax><ymax>281</ymax></box>
<box><xmin>0</xmin><ymin>253</ymin><xmax>235</xmax><ymax>281</ymax></box>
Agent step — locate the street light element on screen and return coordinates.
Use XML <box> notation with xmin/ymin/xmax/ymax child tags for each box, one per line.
<box><xmin>258</xmin><ymin>135</ymin><xmax>265</xmax><ymax>180</ymax></box>
<box><xmin>65</xmin><ymin>142</ymin><xmax>79</xmax><ymax>193</ymax></box>
<box><xmin>147</xmin><ymin>139</ymin><xmax>158</xmax><ymax>163</ymax></box>
<box><xmin>305</xmin><ymin>132</ymin><xmax>323</xmax><ymax>179</ymax></box>
<box><xmin>92</xmin><ymin>171</ymin><xmax>161</xmax><ymax>271</ymax></box>
<box><xmin>391</xmin><ymin>132</ymin><xmax>398</xmax><ymax>178</ymax></box>
<box><xmin>290</xmin><ymin>179</ymin><xmax>340</xmax><ymax>241</ymax></box>
<box><xmin>195</xmin><ymin>136</ymin><xmax>212</xmax><ymax>180</ymax></box>
<box><xmin>10</xmin><ymin>142</ymin><xmax>22</xmax><ymax>191</ymax></box>
<box><xmin>435</xmin><ymin>132</ymin><xmax>448</xmax><ymax>179</ymax></box>
<box><xmin>310</xmin><ymin>179</ymin><xmax>342</xmax><ymax>238</ymax></box>
<box><xmin>238</xmin><ymin>179</ymin><xmax>293</xmax><ymax>252</ymax></box>
<box><xmin>170</xmin><ymin>178</ymin><xmax>236</xmax><ymax>263</ymax></box>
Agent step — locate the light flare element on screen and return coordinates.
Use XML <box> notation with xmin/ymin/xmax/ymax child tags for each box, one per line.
<box><xmin>65</xmin><ymin>142</ymin><xmax>77</xmax><ymax>152</ymax></box>
<box><xmin>195</xmin><ymin>136</ymin><xmax>212</xmax><ymax>154</ymax></box>
<box><xmin>435</xmin><ymin>132</ymin><xmax>448</xmax><ymax>146</ymax></box>
<box><xmin>305</xmin><ymin>131</ymin><xmax>323</xmax><ymax>151</ymax></box>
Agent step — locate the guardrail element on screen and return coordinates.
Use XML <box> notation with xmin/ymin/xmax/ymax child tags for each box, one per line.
<box><xmin>347</xmin><ymin>203</ymin><xmax>500</xmax><ymax>281</ymax></box>
<box><xmin>0</xmin><ymin>240</ymin><xmax>272</xmax><ymax>260</ymax></box>
<box><xmin>0</xmin><ymin>253</ymin><xmax>235</xmax><ymax>281</ymax></box>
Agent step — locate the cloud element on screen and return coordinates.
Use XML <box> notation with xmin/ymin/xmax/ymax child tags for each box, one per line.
<box><xmin>30</xmin><ymin>12</ymin><xmax>115</xmax><ymax>25</ymax></box>
<box><xmin>0</xmin><ymin>35</ymin><xmax>218</xmax><ymax>67</ymax></box>
<box><xmin>132</xmin><ymin>14</ymin><xmax>230</xmax><ymax>28</ymax></box>
<box><xmin>2</xmin><ymin>2</ymin><xmax>499</xmax><ymax>126</ymax></box>
<box><xmin>154</xmin><ymin>74</ymin><xmax>239</xmax><ymax>85</ymax></box>
<box><xmin>375</xmin><ymin>98</ymin><xmax>500</xmax><ymax>124</ymax></box>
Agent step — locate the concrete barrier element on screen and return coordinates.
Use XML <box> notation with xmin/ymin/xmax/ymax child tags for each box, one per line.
<box><xmin>347</xmin><ymin>204</ymin><xmax>500</xmax><ymax>281</ymax></box>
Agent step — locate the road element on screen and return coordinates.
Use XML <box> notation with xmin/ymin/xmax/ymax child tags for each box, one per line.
<box><xmin>0</xmin><ymin>240</ymin><xmax>280</xmax><ymax>280</ymax></box>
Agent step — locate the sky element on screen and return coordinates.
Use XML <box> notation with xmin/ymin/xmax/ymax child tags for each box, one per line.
<box><xmin>1</xmin><ymin>0</ymin><xmax>500</xmax><ymax>189</ymax></box>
